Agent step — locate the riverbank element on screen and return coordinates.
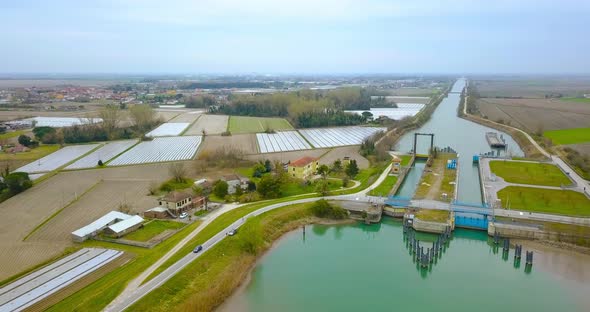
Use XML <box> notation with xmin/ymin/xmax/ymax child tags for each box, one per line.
<box><xmin>458</xmin><ymin>89</ymin><xmax>546</xmax><ymax>160</ymax></box>
<box><xmin>126</xmin><ymin>202</ymin><xmax>354</xmax><ymax>312</ymax></box>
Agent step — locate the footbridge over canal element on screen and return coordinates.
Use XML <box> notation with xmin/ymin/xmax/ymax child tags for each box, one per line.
<box><xmin>383</xmin><ymin>196</ymin><xmax>492</xmax><ymax>229</ymax></box>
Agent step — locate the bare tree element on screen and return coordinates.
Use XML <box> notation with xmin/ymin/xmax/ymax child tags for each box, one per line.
<box><xmin>169</xmin><ymin>162</ymin><xmax>187</xmax><ymax>182</ymax></box>
<box><xmin>130</xmin><ymin>105</ymin><xmax>158</xmax><ymax>131</ymax></box>
<box><xmin>99</xmin><ymin>104</ymin><xmax>121</xmax><ymax>138</ymax></box>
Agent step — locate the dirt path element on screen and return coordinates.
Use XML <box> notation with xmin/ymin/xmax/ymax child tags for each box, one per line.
<box><xmin>425</xmin><ymin>171</ymin><xmax>443</xmax><ymax>200</ymax></box>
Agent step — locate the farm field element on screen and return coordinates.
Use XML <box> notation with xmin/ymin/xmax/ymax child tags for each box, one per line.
<box><xmin>65</xmin><ymin>140</ymin><xmax>137</xmax><ymax>169</ymax></box>
<box><xmin>497</xmin><ymin>186</ymin><xmax>590</xmax><ymax>216</ymax></box>
<box><xmin>319</xmin><ymin>145</ymin><xmax>369</xmax><ymax>169</ymax></box>
<box><xmin>472</xmin><ymin>78</ymin><xmax>590</xmax><ymax>98</ymax></box>
<box><xmin>228</xmin><ymin>116</ymin><xmax>293</xmax><ymax>134</ymax></box>
<box><xmin>560</xmin><ymin>97</ymin><xmax>590</xmax><ymax>103</ymax></box>
<box><xmin>27</xmin><ymin>180</ymin><xmax>155</xmax><ymax>244</ymax></box>
<box><xmin>146</xmin><ymin>122</ymin><xmax>190</xmax><ymax>137</ymax></box>
<box><xmin>109</xmin><ymin>136</ymin><xmax>201</xmax><ymax>166</ymax></box>
<box><xmin>0</xmin><ymin>109</ymin><xmax>101</xmax><ymax>122</ymax></box>
<box><xmin>0</xmin><ymin>145</ymin><xmax>60</xmax><ymax>170</ymax></box>
<box><xmin>378</xmin><ymin>96</ymin><xmax>430</xmax><ymax>104</ymax></box>
<box><xmin>123</xmin><ymin>220</ymin><xmax>185</xmax><ymax>242</ymax></box>
<box><xmin>476</xmin><ymin>98</ymin><xmax>590</xmax><ymax>132</ymax></box>
<box><xmin>155</xmin><ymin>111</ymin><xmax>180</xmax><ymax>122</ymax></box>
<box><xmin>16</xmin><ymin>144</ymin><xmax>100</xmax><ymax>173</ymax></box>
<box><xmin>299</xmin><ymin>126</ymin><xmax>386</xmax><ymax>148</ymax></box>
<box><xmin>490</xmin><ymin>160</ymin><xmax>571</xmax><ymax>186</ymax></box>
<box><xmin>0</xmin><ymin>162</ymin><xmax>178</xmax><ymax>280</ymax></box>
<box><xmin>0</xmin><ymin>248</ymin><xmax>122</xmax><ymax>312</ymax></box>
<box><xmin>385</xmin><ymin>88</ymin><xmax>438</xmax><ymax>96</ymax></box>
<box><xmin>6</xmin><ymin>116</ymin><xmax>103</xmax><ymax>128</ymax></box>
<box><xmin>345</xmin><ymin>104</ymin><xmax>425</xmax><ymax>120</ymax></box>
<box><xmin>544</xmin><ymin>128</ymin><xmax>590</xmax><ymax>145</ymax></box>
<box><xmin>169</xmin><ymin>111</ymin><xmax>203</xmax><ymax>123</ymax></box>
<box><xmin>256</xmin><ymin>131</ymin><xmax>311</xmax><ymax>153</ymax></box>
<box><xmin>245</xmin><ymin>148</ymin><xmax>329</xmax><ymax>164</ymax></box>
<box><xmin>198</xmin><ymin>134</ymin><xmax>257</xmax><ymax>155</ymax></box>
<box><xmin>183</xmin><ymin>114</ymin><xmax>228</xmax><ymax>135</ymax></box>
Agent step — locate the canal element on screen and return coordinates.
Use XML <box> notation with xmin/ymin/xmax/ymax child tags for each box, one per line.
<box><xmin>396</xmin><ymin>79</ymin><xmax>523</xmax><ymax>204</ymax></box>
<box><xmin>220</xmin><ymin>219</ymin><xmax>590</xmax><ymax>312</ymax></box>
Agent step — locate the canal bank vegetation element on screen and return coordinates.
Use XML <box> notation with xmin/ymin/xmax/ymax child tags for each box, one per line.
<box><xmin>414</xmin><ymin>209</ymin><xmax>450</xmax><ymax>223</ymax></box>
<box><xmin>369</xmin><ymin>175</ymin><xmax>398</xmax><ymax>196</ymax></box>
<box><xmin>489</xmin><ymin>160</ymin><xmax>571</xmax><ymax>187</ymax></box>
<box><xmin>413</xmin><ymin>151</ymin><xmax>457</xmax><ymax>202</ymax></box>
<box><xmin>497</xmin><ymin>186</ymin><xmax>590</xmax><ymax>217</ymax></box>
<box><xmin>128</xmin><ymin>201</ymin><xmax>353</xmax><ymax>312</ymax></box>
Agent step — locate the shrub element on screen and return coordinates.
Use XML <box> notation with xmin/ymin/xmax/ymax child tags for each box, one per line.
<box><xmin>213</xmin><ymin>180</ymin><xmax>229</xmax><ymax>198</ymax></box>
<box><xmin>310</xmin><ymin>199</ymin><xmax>348</xmax><ymax>219</ymax></box>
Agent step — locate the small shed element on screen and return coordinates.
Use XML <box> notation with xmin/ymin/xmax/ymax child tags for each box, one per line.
<box><xmin>391</xmin><ymin>155</ymin><xmax>402</xmax><ymax>174</ymax></box>
<box><xmin>144</xmin><ymin>206</ymin><xmax>169</xmax><ymax>219</ymax></box>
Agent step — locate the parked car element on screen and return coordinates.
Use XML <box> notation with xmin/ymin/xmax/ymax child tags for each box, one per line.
<box><xmin>179</xmin><ymin>212</ymin><xmax>188</xmax><ymax>219</ymax></box>
<box><xmin>193</xmin><ymin>245</ymin><xmax>203</xmax><ymax>253</ymax></box>
<box><xmin>227</xmin><ymin>228</ymin><xmax>238</xmax><ymax>236</ymax></box>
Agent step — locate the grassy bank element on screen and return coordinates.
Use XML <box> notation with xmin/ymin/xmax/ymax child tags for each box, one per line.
<box><xmin>497</xmin><ymin>186</ymin><xmax>590</xmax><ymax>216</ymax></box>
<box><xmin>489</xmin><ymin>160</ymin><xmax>571</xmax><ymax>187</ymax></box>
<box><xmin>45</xmin><ymin>220</ymin><xmax>203</xmax><ymax>312</ymax></box>
<box><xmin>129</xmin><ymin>202</ymin><xmax>345</xmax><ymax>311</ymax></box>
<box><xmin>369</xmin><ymin>175</ymin><xmax>398</xmax><ymax>196</ymax></box>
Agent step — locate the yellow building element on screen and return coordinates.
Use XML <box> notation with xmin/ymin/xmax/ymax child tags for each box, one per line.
<box><xmin>391</xmin><ymin>155</ymin><xmax>402</xmax><ymax>174</ymax></box>
<box><xmin>288</xmin><ymin>156</ymin><xmax>319</xmax><ymax>180</ymax></box>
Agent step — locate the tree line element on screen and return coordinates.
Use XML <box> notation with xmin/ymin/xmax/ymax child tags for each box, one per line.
<box><xmin>211</xmin><ymin>87</ymin><xmax>387</xmax><ymax>128</ymax></box>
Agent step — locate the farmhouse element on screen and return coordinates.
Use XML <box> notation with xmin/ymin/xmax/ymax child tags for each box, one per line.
<box><xmin>221</xmin><ymin>174</ymin><xmax>249</xmax><ymax>194</ymax></box>
<box><xmin>159</xmin><ymin>191</ymin><xmax>193</xmax><ymax>214</ymax></box>
<box><xmin>288</xmin><ymin>156</ymin><xmax>319</xmax><ymax>180</ymax></box>
<box><xmin>71</xmin><ymin>211</ymin><xmax>144</xmax><ymax>242</ymax></box>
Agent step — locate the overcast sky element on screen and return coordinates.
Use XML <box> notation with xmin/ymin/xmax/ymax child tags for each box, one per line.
<box><xmin>1</xmin><ymin>0</ymin><xmax>589</xmax><ymax>74</ymax></box>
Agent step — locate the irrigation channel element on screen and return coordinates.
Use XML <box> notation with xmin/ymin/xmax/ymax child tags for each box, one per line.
<box><xmin>220</xmin><ymin>220</ymin><xmax>590</xmax><ymax>312</ymax></box>
<box><xmin>396</xmin><ymin>78</ymin><xmax>523</xmax><ymax>204</ymax></box>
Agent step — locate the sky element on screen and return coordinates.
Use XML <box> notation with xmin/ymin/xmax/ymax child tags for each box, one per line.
<box><xmin>1</xmin><ymin>0</ymin><xmax>589</xmax><ymax>75</ymax></box>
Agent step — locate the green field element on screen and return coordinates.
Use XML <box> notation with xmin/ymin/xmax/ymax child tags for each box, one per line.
<box><xmin>123</xmin><ymin>220</ymin><xmax>185</xmax><ymax>242</ymax></box>
<box><xmin>490</xmin><ymin>161</ymin><xmax>571</xmax><ymax>187</ymax></box>
<box><xmin>544</xmin><ymin>127</ymin><xmax>590</xmax><ymax>145</ymax></box>
<box><xmin>0</xmin><ymin>144</ymin><xmax>60</xmax><ymax>162</ymax></box>
<box><xmin>497</xmin><ymin>186</ymin><xmax>590</xmax><ymax>216</ymax></box>
<box><xmin>0</xmin><ymin>130</ymin><xmax>26</xmax><ymax>140</ymax></box>
<box><xmin>228</xmin><ymin>116</ymin><xmax>293</xmax><ymax>134</ymax></box>
<box><xmin>560</xmin><ymin>97</ymin><xmax>590</xmax><ymax>104</ymax></box>
<box><xmin>369</xmin><ymin>175</ymin><xmax>398</xmax><ymax>196</ymax></box>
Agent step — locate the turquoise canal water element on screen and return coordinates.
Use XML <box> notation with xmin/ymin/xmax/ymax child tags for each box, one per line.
<box><xmin>397</xmin><ymin>79</ymin><xmax>523</xmax><ymax>204</ymax></box>
<box><xmin>394</xmin><ymin>159</ymin><xmax>426</xmax><ymax>198</ymax></box>
<box><xmin>221</xmin><ymin>219</ymin><xmax>588</xmax><ymax>312</ymax></box>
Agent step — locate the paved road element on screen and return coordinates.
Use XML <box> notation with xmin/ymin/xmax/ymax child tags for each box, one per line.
<box><xmin>107</xmin><ymin>165</ymin><xmax>393</xmax><ymax>311</ymax></box>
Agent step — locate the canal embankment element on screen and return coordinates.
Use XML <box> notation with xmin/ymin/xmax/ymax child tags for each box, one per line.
<box><xmin>126</xmin><ymin>201</ymin><xmax>354</xmax><ymax>312</ymax></box>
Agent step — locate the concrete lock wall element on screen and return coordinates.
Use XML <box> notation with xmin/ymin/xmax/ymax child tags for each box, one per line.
<box><xmin>413</xmin><ymin>218</ymin><xmax>449</xmax><ymax>234</ymax></box>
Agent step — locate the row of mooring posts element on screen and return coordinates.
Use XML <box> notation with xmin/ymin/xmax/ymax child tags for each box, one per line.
<box><xmin>492</xmin><ymin>231</ymin><xmax>533</xmax><ymax>270</ymax></box>
<box><xmin>404</xmin><ymin>223</ymin><xmax>453</xmax><ymax>269</ymax></box>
